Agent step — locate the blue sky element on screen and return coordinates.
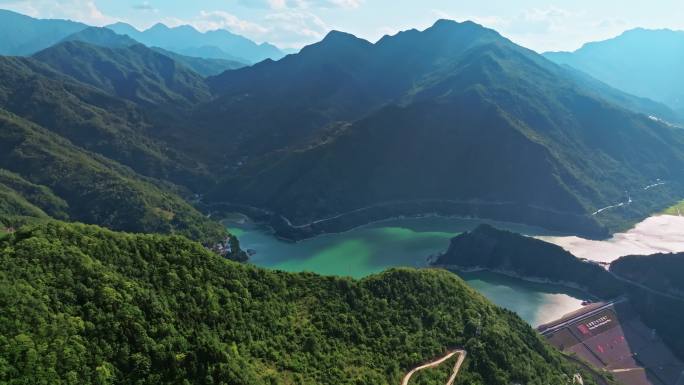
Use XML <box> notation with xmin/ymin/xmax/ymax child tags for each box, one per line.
<box><xmin>1</xmin><ymin>0</ymin><xmax>683</xmax><ymax>51</ymax></box>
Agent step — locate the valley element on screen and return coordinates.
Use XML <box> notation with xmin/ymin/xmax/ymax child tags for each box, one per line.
<box><xmin>1</xmin><ymin>4</ymin><xmax>684</xmax><ymax>385</ymax></box>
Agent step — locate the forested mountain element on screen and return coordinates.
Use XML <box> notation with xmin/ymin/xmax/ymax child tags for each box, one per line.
<box><xmin>611</xmin><ymin>252</ymin><xmax>684</xmax><ymax>296</ymax></box>
<box><xmin>0</xmin><ymin>54</ymin><xmax>225</xmax><ymax>243</ymax></box>
<box><xmin>544</xmin><ymin>28</ymin><xmax>684</xmax><ymax>117</ymax></box>
<box><xmin>433</xmin><ymin>225</ymin><xmax>623</xmax><ymax>298</ymax></box>
<box><xmin>106</xmin><ymin>22</ymin><xmax>284</xmax><ymax>63</ymax></box>
<box><xmin>33</xmin><ymin>40</ymin><xmax>212</xmax><ymax>108</ymax></box>
<box><xmin>0</xmin><ymin>9</ymin><xmax>87</xmax><ymax>55</ymax></box>
<box><xmin>432</xmin><ymin>225</ymin><xmax>684</xmax><ymax>359</ymax></box>
<box><xmin>200</xmin><ymin>20</ymin><xmax>684</xmax><ymax>237</ymax></box>
<box><xmin>2</xmin><ymin>16</ymin><xmax>684</xmax><ymax>243</ymax></box>
<box><xmin>151</xmin><ymin>47</ymin><xmax>246</xmax><ymax>77</ymax></box>
<box><xmin>0</xmin><ymin>55</ymin><xmax>209</xmax><ymax>186</ymax></box>
<box><xmin>0</xmin><ymin>109</ymin><xmax>224</xmax><ymax>243</ymax></box>
<box><xmin>0</xmin><ymin>221</ymin><xmax>611</xmax><ymax>385</ymax></box>
<box><xmin>60</xmin><ymin>26</ymin><xmax>246</xmax><ymax>77</ymax></box>
<box><xmin>61</xmin><ymin>26</ymin><xmax>139</xmax><ymax>48</ymax></box>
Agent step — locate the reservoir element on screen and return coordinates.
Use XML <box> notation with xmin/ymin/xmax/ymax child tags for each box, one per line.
<box><xmin>224</xmin><ymin>215</ymin><xmax>587</xmax><ymax>327</ymax></box>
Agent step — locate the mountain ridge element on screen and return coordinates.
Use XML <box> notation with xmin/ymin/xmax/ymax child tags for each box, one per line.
<box><xmin>199</xmin><ymin>20</ymin><xmax>684</xmax><ymax>237</ymax></box>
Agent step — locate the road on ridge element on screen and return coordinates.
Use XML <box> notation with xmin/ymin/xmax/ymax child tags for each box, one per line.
<box><xmin>400</xmin><ymin>349</ymin><xmax>467</xmax><ymax>385</ymax></box>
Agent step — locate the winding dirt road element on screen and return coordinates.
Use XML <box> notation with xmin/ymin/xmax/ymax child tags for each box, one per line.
<box><xmin>400</xmin><ymin>349</ymin><xmax>467</xmax><ymax>385</ymax></box>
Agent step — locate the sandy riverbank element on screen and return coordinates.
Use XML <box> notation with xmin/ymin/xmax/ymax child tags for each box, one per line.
<box><xmin>539</xmin><ymin>215</ymin><xmax>684</xmax><ymax>263</ymax></box>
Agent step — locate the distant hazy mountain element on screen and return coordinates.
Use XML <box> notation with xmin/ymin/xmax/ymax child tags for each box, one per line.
<box><xmin>151</xmin><ymin>47</ymin><xmax>245</xmax><ymax>76</ymax></box>
<box><xmin>200</xmin><ymin>20</ymin><xmax>684</xmax><ymax>236</ymax></box>
<box><xmin>106</xmin><ymin>22</ymin><xmax>284</xmax><ymax>63</ymax></box>
<box><xmin>544</xmin><ymin>28</ymin><xmax>684</xmax><ymax>117</ymax></box>
<box><xmin>0</xmin><ymin>9</ymin><xmax>87</xmax><ymax>55</ymax></box>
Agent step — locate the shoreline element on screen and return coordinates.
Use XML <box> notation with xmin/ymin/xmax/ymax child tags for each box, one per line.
<box><xmin>434</xmin><ymin>264</ymin><xmax>599</xmax><ymax>300</ymax></box>
<box><xmin>207</xmin><ymin>200</ymin><xmax>609</xmax><ymax>242</ymax></box>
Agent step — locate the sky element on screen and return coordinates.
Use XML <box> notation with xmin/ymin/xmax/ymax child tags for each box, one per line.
<box><xmin>1</xmin><ymin>0</ymin><xmax>683</xmax><ymax>51</ymax></box>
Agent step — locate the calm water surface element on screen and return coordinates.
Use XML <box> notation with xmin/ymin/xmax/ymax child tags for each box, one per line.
<box><xmin>225</xmin><ymin>215</ymin><xmax>586</xmax><ymax>326</ymax></box>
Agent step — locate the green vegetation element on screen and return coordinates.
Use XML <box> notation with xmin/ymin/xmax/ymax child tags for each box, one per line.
<box><xmin>33</xmin><ymin>40</ymin><xmax>212</xmax><ymax>108</ymax></box>
<box><xmin>612</xmin><ymin>252</ymin><xmax>684</xmax><ymax>295</ymax></box>
<box><xmin>205</xmin><ymin>20</ymin><xmax>684</xmax><ymax>237</ymax></box>
<box><xmin>0</xmin><ymin>169</ymin><xmax>69</xmax><ymax>219</ymax></box>
<box><xmin>663</xmin><ymin>200</ymin><xmax>684</xmax><ymax>215</ymax></box>
<box><xmin>610</xmin><ymin>253</ymin><xmax>684</xmax><ymax>358</ymax></box>
<box><xmin>0</xmin><ymin>221</ymin><xmax>610</xmax><ymax>385</ymax></box>
<box><xmin>0</xmin><ymin>109</ymin><xmax>224</xmax><ymax>244</ymax></box>
<box><xmin>433</xmin><ymin>225</ymin><xmax>624</xmax><ymax>298</ymax></box>
<box><xmin>431</xmin><ymin>224</ymin><xmax>684</xmax><ymax>360</ymax></box>
<box><xmin>408</xmin><ymin>353</ymin><xmax>459</xmax><ymax>385</ymax></box>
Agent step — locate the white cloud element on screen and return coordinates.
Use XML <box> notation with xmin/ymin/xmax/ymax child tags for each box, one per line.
<box><xmin>238</xmin><ymin>0</ymin><xmax>362</xmax><ymax>10</ymax></box>
<box><xmin>132</xmin><ymin>1</ymin><xmax>157</xmax><ymax>12</ymax></box>
<box><xmin>193</xmin><ymin>10</ymin><xmax>269</xmax><ymax>35</ymax></box>
<box><xmin>0</xmin><ymin>0</ymin><xmax>115</xmax><ymax>25</ymax></box>
<box><xmin>163</xmin><ymin>8</ymin><xmax>328</xmax><ymax>49</ymax></box>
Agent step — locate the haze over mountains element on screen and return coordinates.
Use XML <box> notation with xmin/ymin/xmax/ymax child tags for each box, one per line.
<box><xmin>0</xmin><ymin>8</ymin><xmax>284</xmax><ymax>64</ymax></box>
<box><xmin>201</xmin><ymin>20</ymin><xmax>684</xmax><ymax>237</ymax></box>
<box><xmin>545</xmin><ymin>28</ymin><xmax>684</xmax><ymax>117</ymax></box>
<box><xmin>1</xmin><ymin>10</ymin><xmax>683</xmax><ymax>242</ymax></box>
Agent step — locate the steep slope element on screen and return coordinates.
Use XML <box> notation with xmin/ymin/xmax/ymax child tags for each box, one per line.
<box><xmin>106</xmin><ymin>22</ymin><xmax>284</xmax><ymax>63</ymax></box>
<box><xmin>61</xmin><ymin>26</ymin><xmax>139</xmax><ymax>48</ymax></box>
<box><xmin>204</xmin><ymin>20</ymin><xmax>684</xmax><ymax>237</ymax></box>
<box><xmin>544</xmin><ymin>28</ymin><xmax>684</xmax><ymax>117</ymax></box>
<box><xmin>0</xmin><ymin>109</ymin><xmax>224</xmax><ymax>243</ymax></box>
<box><xmin>33</xmin><ymin>40</ymin><xmax>212</xmax><ymax>108</ymax></box>
<box><xmin>0</xmin><ymin>221</ymin><xmax>612</xmax><ymax>385</ymax></box>
<box><xmin>0</xmin><ymin>55</ymin><xmax>210</xmax><ymax>187</ymax></box>
<box><xmin>0</xmin><ymin>9</ymin><xmax>87</xmax><ymax>55</ymax></box>
<box><xmin>433</xmin><ymin>225</ymin><xmax>623</xmax><ymax>298</ymax></box>
<box><xmin>61</xmin><ymin>26</ymin><xmax>246</xmax><ymax>77</ymax></box>
<box><xmin>151</xmin><ymin>47</ymin><xmax>246</xmax><ymax>76</ymax></box>
<box><xmin>0</xmin><ymin>169</ymin><xmax>68</xmax><ymax>219</ymax></box>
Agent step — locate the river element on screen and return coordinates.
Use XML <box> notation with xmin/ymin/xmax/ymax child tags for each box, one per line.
<box><xmin>224</xmin><ymin>214</ymin><xmax>588</xmax><ymax>326</ymax></box>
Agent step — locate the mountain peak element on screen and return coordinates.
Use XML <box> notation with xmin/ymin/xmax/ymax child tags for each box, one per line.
<box><xmin>427</xmin><ymin>19</ymin><xmax>489</xmax><ymax>35</ymax></box>
<box><xmin>298</xmin><ymin>30</ymin><xmax>371</xmax><ymax>57</ymax></box>
<box><xmin>322</xmin><ymin>30</ymin><xmax>362</xmax><ymax>43</ymax></box>
<box><xmin>148</xmin><ymin>22</ymin><xmax>170</xmax><ymax>31</ymax></box>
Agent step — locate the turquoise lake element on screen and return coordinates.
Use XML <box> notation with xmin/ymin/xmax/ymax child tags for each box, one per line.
<box><xmin>225</xmin><ymin>215</ymin><xmax>588</xmax><ymax>327</ymax></box>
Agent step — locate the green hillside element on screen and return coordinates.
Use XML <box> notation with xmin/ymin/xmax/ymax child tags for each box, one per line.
<box><xmin>0</xmin><ymin>169</ymin><xmax>68</xmax><ymax>219</ymax></box>
<box><xmin>0</xmin><ymin>221</ymin><xmax>611</xmax><ymax>385</ymax></box>
<box><xmin>33</xmin><ymin>40</ymin><xmax>212</xmax><ymax>108</ymax></box>
<box><xmin>203</xmin><ymin>20</ymin><xmax>684</xmax><ymax>237</ymax></box>
<box><xmin>0</xmin><ymin>109</ymin><xmax>224</xmax><ymax>244</ymax></box>
<box><xmin>0</xmin><ymin>55</ymin><xmax>211</xmax><ymax>188</ymax></box>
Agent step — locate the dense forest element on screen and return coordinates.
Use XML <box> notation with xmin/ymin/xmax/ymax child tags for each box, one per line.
<box><xmin>611</xmin><ymin>252</ymin><xmax>684</xmax><ymax>295</ymax></box>
<box><xmin>433</xmin><ymin>224</ymin><xmax>624</xmax><ymax>298</ymax></box>
<box><xmin>434</xmin><ymin>224</ymin><xmax>684</xmax><ymax>361</ymax></box>
<box><xmin>0</xmin><ymin>221</ymin><xmax>610</xmax><ymax>385</ymax></box>
<box><xmin>610</xmin><ymin>253</ymin><xmax>684</xmax><ymax>357</ymax></box>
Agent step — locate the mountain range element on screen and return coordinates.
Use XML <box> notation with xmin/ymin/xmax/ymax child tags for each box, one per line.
<box><xmin>197</xmin><ymin>20</ymin><xmax>684</xmax><ymax>237</ymax></box>
<box><xmin>1</xmin><ymin>8</ymin><xmax>683</xmax><ymax>384</ymax></box>
<box><xmin>1</xmin><ymin>11</ymin><xmax>684</xmax><ymax>242</ymax></box>
<box><xmin>544</xmin><ymin>28</ymin><xmax>684</xmax><ymax>117</ymax></box>
<box><xmin>1</xmin><ymin>15</ymin><xmax>683</xmax><ymax>241</ymax></box>
<box><xmin>0</xmin><ymin>8</ymin><xmax>282</xmax><ymax>64</ymax></box>
<box><xmin>106</xmin><ymin>21</ymin><xmax>284</xmax><ymax>64</ymax></box>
